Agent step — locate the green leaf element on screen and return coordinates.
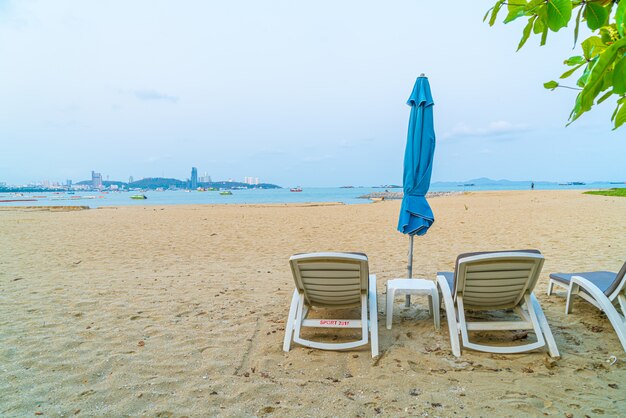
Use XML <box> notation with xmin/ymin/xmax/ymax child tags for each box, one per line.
<box><xmin>596</xmin><ymin>90</ymin><xmax>613</xmax><ymax>104</ymax></box>
<box><xmin>614</xmin><ymin>102</ymin><xmax>626</xmax><ymax>130</ymax></box>
<box><xmin>581</xmin><ymin>36</ymin><xmax>605</xmax><ymax>60</ymax></box>
<box><xmin>489</xmin><ymin>1</ymin><xmax>506</xmax><ymax>26</ymax></box>
<box><xmin>599</xmin><ymin>27</ymin><xmax>614</xmax><ymax>45</ymax></box>
<box><xmin>546</xmin><ymin>0</ymin><xmax>572</xmax><ymax>32</ymax></box>
<box><xmin>526</xmin><ymin>0</ymin><xmax>546</xmax><ymax>14</ymax></box>
<box><xmin>564</xmin><ymin>56</ymin><xmax>585</xmax><ymax>66</ymax></box>
<box><xmin>610</xmin><ymin>97</ymin><xmax>624</xmax><ymax>121</ymax></box>
<box><xmin>584</xmin><ymin>2</ymin><xmax>608</xmax><ymax>31</ymax></box>
<box><xmin>560</xmin><ymin>62</ymin><xmax>585</xmax><ymax>79</ymax></box>
<box><xmin>568</xmin><ymin>93</ymin><xmax>584</xmax><ymax>124</ymax></box>
<box><xmin>616</xmin><ymin>0</ymin><xmax>626</xmax><ymax>37</ymax></box>
<box><xmin>577</xmin><ymin>62</ymin><xmax>593</xmax><ymax>88</ymax></box>
<box><xmin>484</xmin><ymin>6</ymin><xmax>494</xmax><ymax>23</ymax></box>
<box><xmin>508</xmin><ymin>1</ymin><xmax>528</xmax><ymax>11</ymax></box>
<box><xmin>517</xmin><ymin>16</ymin><xmax>535</xmax><ymax>51</ymax></box>
<box><xmin>541</xmin><ymin>24</ymin><xmax>549</xmax><ymax>46</ymax></box>
<box><xmin>579</xmin><ymin>37</ymin><xmax>626</xmax><ymax>113</ymax></box>
<box><xmin>504</xmin><ymin>5</ymin><xmax>527</xmax><ymax>24</ymax></box>
<box><xmin>573</xmin><ymin>4</ymin><xmax>583</xmax><ymax>48</ymax></box>
<box><xmin>613</xmin><ymin>55</ymin><xmax>626</xmax><ymax>94</ymax></box>
<box><xmin>544</xmin><ymin>80</ymin><xmax>559</xmax><ymax>90</ymax></box>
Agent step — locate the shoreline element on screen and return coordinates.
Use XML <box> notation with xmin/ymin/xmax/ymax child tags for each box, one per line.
<box><xmin>0</xmin><ymin>188</ymin><xmax>617</xmax><ymax>211</ymax></box>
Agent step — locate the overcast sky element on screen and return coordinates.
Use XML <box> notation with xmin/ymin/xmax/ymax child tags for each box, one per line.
<box><xmin>1</xmin><ymin>0</ymin><xmax>624</xmax><ymax>186</ymax></box>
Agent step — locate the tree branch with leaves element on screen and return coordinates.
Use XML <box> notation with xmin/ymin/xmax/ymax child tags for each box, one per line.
<box><xmin>486</xmin><ymin>0</ymin><xmax>626</xmax><ymax>129</ymax></box>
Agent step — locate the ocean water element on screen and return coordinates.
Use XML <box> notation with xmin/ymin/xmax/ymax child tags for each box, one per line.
<box><xmin>0</xmin><ymin>182</ymin><xmax>622</xmax><ymax>208</ymax></box>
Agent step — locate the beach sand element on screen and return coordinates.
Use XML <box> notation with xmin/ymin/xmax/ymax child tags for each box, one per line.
<box><xmin>1</xmin><ymin>190</ymin><xmax>624</xmax><ymax>416</ymax></box>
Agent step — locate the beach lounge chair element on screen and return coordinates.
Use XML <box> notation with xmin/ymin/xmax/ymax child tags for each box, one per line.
<box><xmin>283</xmin><ymin>252</ymin><xmax>379</xmax><ymax>357</ymax></box>
<box><xmin>437</xmin><ymin>250</ymin><xmax>559</xmax><ymax>357</ymax></box>
<box><xmin>548</xmin><ymin>262</ymin><xmax>626</xmax><ymax>352</ymax></box>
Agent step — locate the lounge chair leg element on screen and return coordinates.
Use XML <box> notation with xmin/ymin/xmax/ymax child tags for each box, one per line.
<box><xmin>547</xmin><ymin>280</ymin><xmax>554</xmax><ymax>296</ymax></box>
<box><xmin>530</xmin><ymin>293</ymin><xmax>560</xmax><ymax>358</ymax></box>
<box><xmin>386</xmin><ymin>283</ymin><xmax>395</xmax><ymax>330</ymax></box>
<box><xmin>565</xmin><ymin>282</ymin><xmax>579</xmax><ymax>314</ymax></box>
<box><xmin>283</xmin><ymin>289</ymin><xmax>300</xmax><ymax>352</ymax></box>
<box><xmin>437</xmin><ymin>275</ymin><xmax>461</xmax><ymax>357</ymax></box>
<box><xmin>432</xmin><ymin>289</ymin><xmax>440</xmax><ymax>330</ymax></box>
<box><xmin>369</xmin><ymin>274</ymin><xmax>379</xmax><ymax>357</ymax></box>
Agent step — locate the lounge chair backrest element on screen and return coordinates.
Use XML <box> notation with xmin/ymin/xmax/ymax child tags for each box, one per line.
<box><xmin>607</xmin><ymin>261</ymin><xmax>626</xmax><ymax>298</ymax></box>
<box><xmin>289</xmin><ymin>252</ymin><xmax>369</xmax><ymax>308</ymax></box>
<box><xmin>455</xmin><ymin>251</ymin><xmax>544</xmax><ymax>310</ymax></box>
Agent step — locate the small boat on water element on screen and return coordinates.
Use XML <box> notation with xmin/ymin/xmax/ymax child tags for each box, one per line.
<box><xmin>219</xmin><ymin>191</ymin><xmax>233</xmax><ymax>195</ymax></box>
<box><xmin>131</xmin><ymin>194</ymin><xmax>147</xmax><ymax>199</ymax></box>
<box><xmin>290</xmin><ymin>187</ymin><xmax>302</xmax><ymax>192</ymax></box>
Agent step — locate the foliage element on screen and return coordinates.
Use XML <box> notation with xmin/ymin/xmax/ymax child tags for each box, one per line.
<box><xmin>584</xmin><ymin>187</ymin><xmax>626</xmax><ymax>196</ymax></box>
<box><xmin>486</xmin><ymin>0</ymin><xmax>626</xmax><ymax>129</ymax></box>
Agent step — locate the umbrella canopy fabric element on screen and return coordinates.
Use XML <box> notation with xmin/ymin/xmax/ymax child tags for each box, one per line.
<box><xmin>397</xmin><ymin>76</ymin><xmax>436</xmax><ymax>236</ymax></box>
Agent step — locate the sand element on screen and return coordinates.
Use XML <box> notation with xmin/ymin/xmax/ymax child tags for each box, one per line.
<box><xmin>0</xmin><ymin>190</ymin><xmax>624</xmax><ymax>416</ymax></box>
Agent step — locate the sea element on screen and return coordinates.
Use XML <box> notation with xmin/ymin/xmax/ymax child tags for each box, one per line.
<box><xmin>0</xmin><ymin>182</ymin><xmax>622</xmax><ymax>208</ymax></box>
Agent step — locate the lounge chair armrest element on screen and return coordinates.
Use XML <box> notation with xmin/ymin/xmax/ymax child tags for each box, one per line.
<box><xmin>569</xmin><ymin>276</ymin><xmax>626</xmax><ymax>352</ymax></box>
<box><xmin>569</xmin><ymin>275</ymin><xmax>609</xmax><ymax>305</ymax></box>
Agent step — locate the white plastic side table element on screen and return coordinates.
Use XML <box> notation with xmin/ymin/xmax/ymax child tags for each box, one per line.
<box><xmin>386</xmin><ymin>278</ymin><xmax>440</xmax><ymax>330</ymax></box>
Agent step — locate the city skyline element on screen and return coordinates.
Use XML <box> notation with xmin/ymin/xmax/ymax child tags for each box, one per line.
<box><xmin>1</xmin><ymin>1</ymin><xmax>625</xmax><ymax>186</ymax></box>
<box><xmin>0</xmin><ymin>166</ymin><xmax>267</xmax><ymax>188</ymax></box>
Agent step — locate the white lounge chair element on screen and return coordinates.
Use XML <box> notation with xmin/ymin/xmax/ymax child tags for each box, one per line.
<box><xmin>283</xmin><ymin>252</ymin><xmax>379</xmax><ymax>357</ymax></box>
<box><xmin>437</xmin><ymin>250</ymin><xmax>559</xmax><ymax>358</ymax></box>
<box><xmin>548</xmin><ymin>261</ymin><xmax>626</xmax><ymax>352</ymax></box>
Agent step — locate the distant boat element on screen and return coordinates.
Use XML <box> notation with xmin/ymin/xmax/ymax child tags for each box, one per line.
<box><xmin>340</xmin><ymin>186</ymin><xmax>354</xmax><ymax>188</ymax></box>
<box><xmin>131</xmin><ymin>194</ymin><xmax>147</xmax><ymax>199</ymax></box>
<box><xmin>219</xmin><ymin>191</ymin><xmax>232</xmax><ymax>195</ymax></box>
<box><xmin>290</xmin><ymin>187</ymin><xmax>302</xmax><ymax>192</ymax></box>
<box><xmin>458</xmin><ymin>183</ymin><xmax>475</xmax><ymax>187</ymax></box>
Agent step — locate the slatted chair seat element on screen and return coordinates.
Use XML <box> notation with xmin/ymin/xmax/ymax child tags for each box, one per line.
<box><xmin>283</xmin><ymin>252</ymin><xmax>379</xmax><ymax>357</ymax></box>
<box><xmin>437</xmin><ymin>251</ymin><xmax>560</xmax><ymax>358</ymax></box>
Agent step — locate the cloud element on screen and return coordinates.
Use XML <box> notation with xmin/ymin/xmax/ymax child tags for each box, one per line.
<box><xmin>441</xmin><ymin>120</ymin><xmax>528</xmax><ymax>141</ymax></box>
<box><xmin>133</xmin><ymin>89</ymin><xmax>179</xmax><ymax>103</ymax></box>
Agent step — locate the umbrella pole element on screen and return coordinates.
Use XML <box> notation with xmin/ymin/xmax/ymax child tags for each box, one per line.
<box><xmin>405</xmin><ymin>234</ymin><xmax>414</xmax><ymax>307</ymax></box>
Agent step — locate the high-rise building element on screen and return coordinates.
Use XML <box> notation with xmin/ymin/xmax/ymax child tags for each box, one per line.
<box><xmin>66</xmin><ymin>179</ymin><xmax>72</xmax><ymax>187</ymax></box>
<box><xmin>244</xmin><ymin>176</ymin><xmax>260</xmax><ymax>185</ymax></box>
<box><xmin>91</xmin><ymin>171</ymin><xmax>103</xmax><ymax>188</ymax></box>
<box><xmin>129</xmin><ymin>176</ymin><xmax>134</xmax><ymax>184</ymax></box>
<box><xmin>200</xmin><ymin>172</ymin><xmax>212</xmax><ymax>183</ymax></box>
<box><xmin>191</xmin><ymin>167</ymin><xmax>198</xmax><ymax>189</ymax></box>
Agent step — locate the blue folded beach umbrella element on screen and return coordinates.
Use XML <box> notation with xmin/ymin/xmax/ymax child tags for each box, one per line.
<box><xmin>397</xmin><ymin>74</ymin><xmax>436</xmax><ymax>304</ymax></box>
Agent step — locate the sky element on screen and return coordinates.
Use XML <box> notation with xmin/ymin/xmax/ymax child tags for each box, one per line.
<box><xmin>0</xmin><ymin>0</ymin><xmax>624</xmax><ymax>187</ymax></box>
